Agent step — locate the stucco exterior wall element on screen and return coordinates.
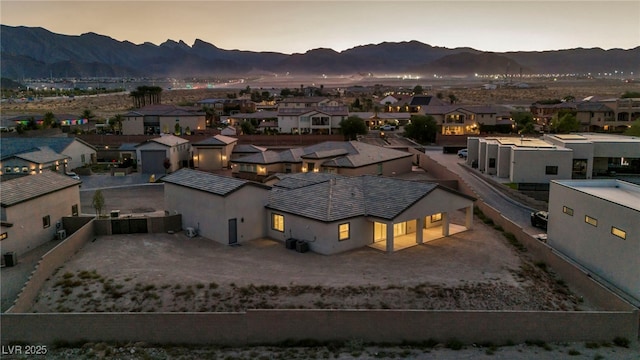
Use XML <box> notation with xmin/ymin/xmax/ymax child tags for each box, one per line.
<box><xmin>393</xmin><ymin>188</ymin><xmax>472</xmax><ymax>224</ymax></box>
<box><xmin>509</xmin><ymin>148</ymin><xmax>573</xmax><ymax>184</ymax></box>
<box><xmin>336</xmin><ymin>156</ymin><xmax>413</xmax><ymax>177</ymax></box>
<box><xmin>547</xmin><ymin>181</ymin><xmax>640</xmax><ymax>302</ymax></box>
<box><xmin>122</xmin><ymin>116</ymin><xmax>144</xmax><ymax>135</ymax></box>
<box><xmin>159</xmin><ymin>116</ymin><xmax>205</xmax><ymax>134</ymax></box>
<box><xmin>195</xmin><ymin>148</ymin><xmax>224</xmax><ymax>171</ymax></box>
<box><xmin>496</xmin><ymin>145</ymin><xmax>511</xmax><ymax>178</ymax></box>
<box><xmin>485</xmin><ymin>142</ymin><xmax>499</xmax><ymax>175</ymax></box>
<box><xmin>1</xmin><ymin>185</ymin><xmax>81</xmax><ymax>256</ymax></box>
<box><xmin>63</xmin><ymin>141</ymin><xmax>96</xmax><ymax>170</ymax></box>
<box><xmin>562</xmin><ymin>142</ymin><xmax>595</xmax><ymax>179</ymax></box>
<box><xmin>265</xmin><ymin>211</ymin><xmax>372</xmax><ymax>255</ymax></box>
<box><xmin>164</xmin><ymin>184</ymin><xmax>268</xmax><ymax>245</ymax></box>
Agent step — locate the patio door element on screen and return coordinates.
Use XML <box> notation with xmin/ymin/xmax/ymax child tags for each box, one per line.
<box><xmin>374</xmin><ymin>222</ymin><xmax>386</xmax><ymax>243</ymax></box>
<box><xmin>228</xmin><ymin>218</ymin><xmax>237</xmax><ymax>245</ymax></box>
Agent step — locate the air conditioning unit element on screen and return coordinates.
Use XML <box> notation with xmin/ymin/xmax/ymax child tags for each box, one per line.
<box><xmin>185</xmin><ymin>227</ymin><xmax>197</xmax><ymax>238</ymax></box>
<box><xmin>57</xmin><ymin>229</ymin><xmax>67</xmax><ymax>240</ymax></box>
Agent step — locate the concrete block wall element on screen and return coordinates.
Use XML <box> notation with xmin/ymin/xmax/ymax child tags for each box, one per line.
<box><xmin>8</xmin><ymin>220</ymin><xmax>96</xmax><ymax>313</ymax></box>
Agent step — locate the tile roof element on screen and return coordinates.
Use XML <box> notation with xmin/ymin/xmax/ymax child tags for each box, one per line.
<box><xmin>0</xmin><ymin>171</ymin><xmax>80</xmax><ymax>207</ymax></box>
<box><xmin>193</xmin><ymin>135</ymin><xmax>238</xmax><ymax>146</ymax></box>
<box><xmin>409</xmin><ymin>95</ymin><xmax>446</xmax><ymax>106</ymax></box>
<box><xmin>162</xmin><ymin>168</ymin><xmax>261</xmax><ymax>197</ymax></box>
<box><xmin>231</xmin><ymin>141</ymin><xmax>411</xmax><ymax>167</ymax></box>
<box><xmin>232</xmin><ymin>144</ymin><xmax>267</xmax><ymax>154</ymax></box>
<box><xmin>12</xmin><ymin>146</ymin><xmax>69</xmax><ymax>164</ymax></box>
<box><xmin>267</xmin><ymin>174</ymin><xmax>443</xmax><ymax>222</ymax></box>
<box><xmin>1</xmin><ymin>137</ymin><xmax>82</xmax><ymax>160</ymax></box>
<box><xmin>137</xmin><ymin>134</ymin><xmax>189</xmax><ymax>147</ymax></box>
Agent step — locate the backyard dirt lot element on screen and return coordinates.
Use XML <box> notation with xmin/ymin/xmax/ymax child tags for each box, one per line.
<box><xmin>32</xmin><ymin>214</ymin><xmax>592</xmax><ymax>314</ymax></box>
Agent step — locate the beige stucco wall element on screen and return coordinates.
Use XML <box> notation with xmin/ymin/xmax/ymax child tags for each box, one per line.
<box><xmin>63</xmin><ymin>141</ymin><xmax>96</xmax><ymax>170</ymax></box>
<box><xmin>195</xmin><ymin>148</ymin><xmax>224</xmax><ymax>171</ymax></box>
<box><xmin>266</xmin><ymin>211</ymin><xmax>372</xmax><ymax>255</ymax></box>
<box><xmin>509</xmin><ymin>148</ymin><xmax>573</xmax><ymax>183</ymax></box>
<box><xmin>1</xmin><ymin>185</ymin><xmax>81</xmax><ymax>256</ymax></box>
<box><xmin>122</xmin><ymin>116</ymin><xmax>144</xmax><ymax>135</ymax></box>
<box><xmin>164</xmin><ymin>183</ymin><xmax>268</xmax><ymax>245</ymax></box>
<box><xmin>336</xmin><ymin>156</ymin><xmax>413</xmax><ymax>177</ymax></box>
<box><xmin>392</xmin><ymin>188</ymin><xmax>472</xmax><ymax>224</ymax></box>
<box><xmin>159</xmin><ymin>116</ymin><xmax>205</xmax><ymax>134</ymax></box>
<box><xmin>548</xmin><ymin>181</ymin><xmax>640</xmax><ymax>302</ymax></box>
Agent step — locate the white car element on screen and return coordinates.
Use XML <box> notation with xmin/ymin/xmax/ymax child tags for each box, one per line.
<box><xmin>66</xmin><ymin>172</ymin><xmax>80</xmax><ymax>180</ymax></box>
<box><xmin>457</xmin><ymin>149</ymin><xmax>468</xmax><ymax>158</ymax></box>
<box><xmin>381</xmin><ymin>125</ymin><xmax>395</xmax><ymax>131</ymax></box>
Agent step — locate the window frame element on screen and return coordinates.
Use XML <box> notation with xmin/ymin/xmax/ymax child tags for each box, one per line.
<box><xmin>271</xmin><ymin>213</ymin><xmax>284</xmax><ymax>232</ymax></box>
<box><xmin>611</xmin><ymin>226</ymin><xmax>626</xmax><ymax>240</ymax></box>
<box><xmin>42</xmin><ymin>215</ymin><xmax>51</xmax><ymax>229</ymax></box>
<box><xmin>430</xmin><ymin>213</ymin><xmax>443</xmax><ymax>222</ymax></box>
<box><xmin>338</xmin><ymin>222</ymin><xmax>350</xmax><ymax>241</ymax></box>
<box><xmin>585</xmin><ymin>215</ymin><xmax>598</xmax><ymax>227</ymax></box>
<box><xmin>545</xmin><ymin>166</ymin><xmax>558</xmax><ymax>175</ymax></box>
<box><xmin>72</xmin><ymin>204</ymin><xmax>79</xmax><ymax>216</ymax></box>
<box><xmin>562</xmin><ymin>206</ymin><xmax>574</xmax><ymax>216</ymax></box>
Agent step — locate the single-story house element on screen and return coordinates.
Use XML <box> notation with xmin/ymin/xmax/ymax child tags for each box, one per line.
<box><xmin>0</xmin><ymin>171</ymin><xmax>81</xmax><ymax>258</ymax></box>
<box><xmin>163</xmin><ymin>169</ymin><xmax>271</xmax><ymax>245</ymax></box>
<box><xmin>135</xmin><ymin>134</ymin><xmax>190</xmax><ymax>174</ymax></box>
<box><xmin>163</xmin><ymin>170</ymin><xmax>475</xmax><ymax>254</ymax></box>
<box><xmin>231</xmin><ymin>141</ymin><xmax>414</xmax><ymax>182</ymax></box>
<box><xmin>1</xmin><ymin>137</ymin><xmax>96</xmax><ymax>175</ymax></box>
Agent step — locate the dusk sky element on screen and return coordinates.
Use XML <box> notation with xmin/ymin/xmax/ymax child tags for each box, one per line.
<box><xmin>1</xmin><ymin>0</ymin><xmax>639</xmax><ymax>54</ymax></box>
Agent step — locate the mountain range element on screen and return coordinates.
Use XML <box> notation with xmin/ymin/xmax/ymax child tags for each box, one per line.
<box><xmin>1</xmin><ymin>25</ymin><xmax>638</xmax><ymax>80</ymax></box>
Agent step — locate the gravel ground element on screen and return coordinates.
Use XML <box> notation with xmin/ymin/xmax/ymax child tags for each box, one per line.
<box><xmin>3</xmin><ymin>339</ymin><xmax>638</xmax><ymax>360</ymax></box>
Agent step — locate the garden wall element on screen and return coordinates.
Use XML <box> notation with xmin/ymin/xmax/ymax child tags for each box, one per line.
<box><xmin>8</xmin><ymin>219</ymin><xmax>96</xmax><ymax>313</ymax></box>
<box><xmin>2</xmin><ymin>309</ymin><xmax>637</xmax><ymax>346</ymax></box>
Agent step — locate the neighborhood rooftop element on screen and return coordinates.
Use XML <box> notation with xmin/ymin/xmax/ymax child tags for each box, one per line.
<box><xmin>553</xmin><ymin>179</ymin><xmax>640</xmax><ymax>212</ymax></box>
<box><xmin>1</xmin><ymin>137</ymin><xmax>94</xmax><ymax>160</ymax></box>
<box><xmin>162</xmin><ymin>168</ymin><xmax>267</xmax><ymax>197</ymax></box>
<box><xmin>232</xmin><ymin>141</ymin><xmax>412</xmax><ymax>167</ymax></box>
<box><xmin>267</xmin><ymin>174</ymin><xmax>445</xmax><ymax>222</ymax></box>
<box><xmin>0</xmin><ymin>171</ymin><xmax>81</xmax><ymax>208</ymax></box>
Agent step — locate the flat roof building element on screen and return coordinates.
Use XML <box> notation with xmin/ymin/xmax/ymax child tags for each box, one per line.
<box><xmin>547</xmin><ymin>179</ymin><xmax>640</xmax><ymax>304</ymax></box>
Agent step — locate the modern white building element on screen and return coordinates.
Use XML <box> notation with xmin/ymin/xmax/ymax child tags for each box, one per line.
<box><xmin>547</xmin><ymin>179</ymin><xmax>640</xmax><ymax>303</ymax></box>
<box><xmin>467</xmin><ymin>133</ymin><xmax>640</xmax><ymax>186</ymax></box>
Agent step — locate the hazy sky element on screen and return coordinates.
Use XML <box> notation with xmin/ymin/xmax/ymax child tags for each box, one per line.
<box><xmin>1</xmin><ymin>0</ymin><xmax>639</xmax><ymax>54</ymax></box>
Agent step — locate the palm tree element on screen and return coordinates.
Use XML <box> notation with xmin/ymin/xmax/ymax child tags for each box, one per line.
<box><xmin>42</xmin><ymin>112</ymin><xmax>56</xmax><ymax>129</ymax></box>
<box><xmin>110</xmin><ymin>114</ymin><xmax>124</xmax><ymax>134</ymax></box>
<box><xmin>81</xmin><ymin>109</ymin><xmax>95</xmax><ymax>132</ymax></box>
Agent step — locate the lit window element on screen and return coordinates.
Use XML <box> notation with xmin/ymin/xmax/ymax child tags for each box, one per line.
<box><xmin>430</xmin><ymin>213</ymin><xmax>443</xmax><ymax>222</ymax></box>
<box><xmin>585</xmin><ymin>215</ymin><xmax>597</xmax><ymax>227</ymax></box>
<box><xmin>272</xmin><ymin>213</ymin><xmax>284</xmax><ymax>232</ymax></box>
<box><xmin>562</xmin><ymin>206</ymin><xmax>574</xmax><ymax>216</ymax></box>
<box><xmin>43</xmin><ymin>215</ymin><xmax>51</xmax><ymax>228</ymax></box>
<box><xmin>339</xmin><ymin>223</ymin><xmax>350</xmax><ymax>241</ymax></box>
<box><xmin>611</xmin><ymin>227</ymin><xmax>626</xmax><ymax>240</ymax></box>
<box><xmin>545</xmin><ymin>166</ymin><xmax>558</xmax><ymax>175</ymax></box>
<box><xmin>0</xmin><ymin>232</ymin><xmax>7</xmax><ymax>240</ymax></box>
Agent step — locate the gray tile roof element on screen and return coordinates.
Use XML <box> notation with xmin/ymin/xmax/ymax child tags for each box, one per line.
<box><xmin>162</xmin><ymin>168</ymin><xmax>257</xmax><ymax>197</ymax></box>
<box><xmin>267</xmin><ymin>174</ymin><xmax>442</xmax><ymax>222</ymax></box>
<box><xmin>13</xmin><ymin>146</ymin><xmax>69</xmax><ymax>164</ymax></box>
<box><xmin>0</xmin><ymin>171</ymin><xmax>80</xmax><ymax>207</ymax></box>
<box><xmin>271</xmin><ymin>172</ymin><xmax>343</xmax><ymax>190</ymax></box>
<box><xmin>136</xmin><ymin>134</ymin><xmax>189</xmax><ymax>148</ymax></box>
<box><xmin>193</xmin><ymin>135</ymin><xmax>238</xmax><ymax>146</ymax></box>
<box><xmin>232</xmin><ymin>144</ymin><xmax>266</xmax><ymax>154</ymax></box>
<box><xmin>231</xmin><ymin>141</ymin><xmax>411</xmax><ymax>168</ymax></box>
<box><xmin>1</xmin><ymin>137</ymin><xmax>79</xmax><ymax>160</ymax></box>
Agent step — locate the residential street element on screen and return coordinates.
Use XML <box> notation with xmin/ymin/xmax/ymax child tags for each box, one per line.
<box><xmin>424</xmin><ymin>148</ymin><xmax>544</xmax><ymax>236</ymax></box>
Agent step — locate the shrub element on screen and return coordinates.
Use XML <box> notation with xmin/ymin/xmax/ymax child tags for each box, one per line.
<box><xmin>613</xmin><ymin>336</ymin><xmax>629</xmax><ymax>348</ymax></box>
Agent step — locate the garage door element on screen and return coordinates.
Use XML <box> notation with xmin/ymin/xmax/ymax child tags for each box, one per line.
<box><xmin>141</xmin><ymin>150</ymin><xmax>166</xmax><ymax>174</ymax></box>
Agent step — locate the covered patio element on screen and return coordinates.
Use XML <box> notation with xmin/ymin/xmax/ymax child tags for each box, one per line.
<box><xmin>368</xmin><ymin>207</ymin><xmax>473</xmax><ymax>253</ymax></box>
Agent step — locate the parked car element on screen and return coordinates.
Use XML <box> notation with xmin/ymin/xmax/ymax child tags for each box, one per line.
<box><xmin>381</xmin><ymin>125</ymin><xmax>395</xmax><ymax>131</ymax></box>
<box><xmin>530</xmin><ymin>210</ymin><xmax>548</xmax><ymax>230</ymax></box>
<box><xmin>66</xmin><ymin>172</ymin><xmax>80</xmax><ymax>180</ymax></box>
<box><xmin>457</xmin><ymin>149</ymin><xmax>468</xmax><ymax>158</ymax></box>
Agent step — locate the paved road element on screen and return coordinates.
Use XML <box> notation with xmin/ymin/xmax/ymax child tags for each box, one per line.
<box><xmin>425</xmin><ymin>147</ymin><xmax>545</xmax><ymax>236</ymax></box>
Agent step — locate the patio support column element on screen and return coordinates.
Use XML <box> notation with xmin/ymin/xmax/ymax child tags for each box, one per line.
<box><xmin>442</xmin><ymin>212</ymin><xmax>450</xmax><ymax>237</ymax></box>
<box><xmin>386</xmin><ymin>221</ymin><xmax>394</xmax><ymax>253</ymax></box>
<box><xmin>465</xmin><ymin>205</ymin><xmax>474</xmax><ymax>229</ymax></box>
<box><xmin>416</xmin><ymin>217</ymin><xmax>424</xmax><ymax>244</ymax></box>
